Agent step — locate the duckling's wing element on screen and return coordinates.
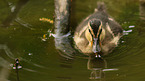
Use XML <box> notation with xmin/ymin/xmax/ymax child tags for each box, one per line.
<box><xmin>107</xmin><ymin>18</ymin><xmax>123</xmax><ymax>36</ymax></box>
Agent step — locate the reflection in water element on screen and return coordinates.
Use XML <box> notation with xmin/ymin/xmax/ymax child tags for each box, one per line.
<box><xmin>54</xmin><ymin>32</ymin><xmax>76</xmax><ymax>59</ymax></box>
<box><xmin>1</xmin><ymin>0</ymin><xmax>144</xmax><ymax>81</ymax></box>
<box><xmin>0</xmin><ymin>57</ymin><xmax>11</xmax><ymax>81</ymax></box>
<box><xmin>0</xmin><ymin>44</ymin><xmax>15</xmax><ymax>59</ymax></box>
<box><xmin>2</xmin><ymin>0</ymin><xmax>29</xmax><ymax>27</ymax></box>
<box><xmin>0</xmin><ymin>44</ymin><xmax>12</xmax><ymax>81</ymax></box>
<box><xmin>90</xmin><ymin>70</ymin><xmax>104</xmax><ymax>80</ymax></box>
<box><xmin>54</xmin><ymin>0</ymin><xmax>76</xmax><ymax>60</ymax></box>
<box><xmin>87</xmin><ymin>54</ymin><xmax>118</xmax><ymax>80</ymax></box>
<box><xmin>15</xmin><ymin>17</ymin><xmax>33</xmax><ymax>30</ymax></box>
<box><xmin>0</xmin><ymin>44</ymin><xmax>46</xmax><ymax>80</ymax></box>
<box><xmin>0</xmin><ymin>44</ymin><xmax>16</xmax><ymax>81</ymax></box>
<box><xmin>87</xmin><ymin>54</ymin><xmax>106</xmax><ymax>79</ymax></box>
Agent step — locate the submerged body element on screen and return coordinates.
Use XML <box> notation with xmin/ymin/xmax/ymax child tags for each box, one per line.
<box><xmin>74</xmin><ymin>2</ymin><xmax>123</xmax><ymax>55</ymax></box>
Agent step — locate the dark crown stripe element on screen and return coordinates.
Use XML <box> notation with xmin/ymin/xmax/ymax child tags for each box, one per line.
<box><xmin>90</xmin><ymin>19</ymin><xmax>101</xmax><ymax>37</ymax></box>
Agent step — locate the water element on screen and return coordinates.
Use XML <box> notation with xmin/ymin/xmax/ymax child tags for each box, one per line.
<box><xmin>0</xmin><ymin>0</ymin><xmax>145</xmax><ymax>81</ymax></box>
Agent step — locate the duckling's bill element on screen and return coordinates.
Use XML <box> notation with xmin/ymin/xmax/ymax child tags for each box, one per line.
<box><xmin>92</xmin><ymin>38</ymin><xmax>101</xmax><ymax>53</ymax></box>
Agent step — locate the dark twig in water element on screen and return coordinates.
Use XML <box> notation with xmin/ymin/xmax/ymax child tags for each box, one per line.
<box><xmin>16</xmin><ymin>69</ymin><xmax>20</xmax><ymax>81</ymax></box>
<box><xmin>13</xmin><ymin>58</ymin><xmax>22</xmax><ymax>81</ymax></box>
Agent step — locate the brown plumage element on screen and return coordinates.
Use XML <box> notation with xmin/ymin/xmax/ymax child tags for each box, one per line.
<box><xmin>74</xmin><ymin>2</ymin><xmax>123</xmax><ymax>55</ymax></box>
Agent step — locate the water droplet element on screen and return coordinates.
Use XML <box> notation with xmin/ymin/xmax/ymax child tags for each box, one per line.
<box><xmin>129</xmin><ymin>25</ymin><xmax>135</xmax><ymax>28</ymax></box>
<box><xmin>116</xmin><ymin>74</ymin><xmax>119</xmax><ymax>76</ymax></box>
<box><xmin>43</xmin><ymin>8</ymin><xmax>47</xmax><ymax>11</ymax></box>
<box><xmin>121</xmin><ymin>41</ymin><xmax>125</xmax><ymax>43</ymax></box>
<box><xmin>14</xmin><ymin>28</ymin><xmax>16</xmax><ymax>30</ymax></box>
<box><xmin>28</xmin><ymin>53</ymin><xmax>33</xmax><ymax>56</ymax></box>
<box><xmin>123</xmin><ymin>30</ymin><xmax>133</xmax><ymax>35</ymax></box>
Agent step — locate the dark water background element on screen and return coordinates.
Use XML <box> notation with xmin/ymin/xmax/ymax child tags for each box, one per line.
<box><xmin>0</xmin><ymin>0</ymin><xmax>145</xmax><ymax>81</ymax></box>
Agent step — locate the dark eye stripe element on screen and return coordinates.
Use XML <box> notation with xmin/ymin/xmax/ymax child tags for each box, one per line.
<box><xmin>88</xmin><ymin>29</ymin><xmax>93</xmax><ymax>37</ymax></box>
<box><xmin>98</xmin><ymin>29</ymin><xmax>102</xmax><ymax>38</ymax></box>
<box><xmin>89</xmin><ymin>29</ymin><xmax>91</xmax><ymax>33</ymax></box>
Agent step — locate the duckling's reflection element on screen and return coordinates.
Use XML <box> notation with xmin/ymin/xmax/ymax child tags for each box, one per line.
<box><xmin>87</xmin><ymin>54</ymin><xmax>106</xmax><ymax>80</ymax></box>
<box><xmin>87</xmin><ymin>54</ymin><xmax>118</xmax><ymax>80</ymax></box>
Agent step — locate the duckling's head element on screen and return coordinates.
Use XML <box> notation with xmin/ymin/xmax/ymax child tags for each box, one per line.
<box><xmin>88</xmin><ymin>19</ymin><xmax>102</xmax><ymax>53</ymax></box>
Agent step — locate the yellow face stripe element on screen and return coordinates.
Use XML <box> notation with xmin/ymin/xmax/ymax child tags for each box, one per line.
<box><xmin>85</xmin><ymin>28</ymin><xmax>93</xmax><ymax>43</ymax></box>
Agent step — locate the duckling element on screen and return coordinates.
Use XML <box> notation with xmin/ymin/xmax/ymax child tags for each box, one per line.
<box><xmin>74</xmin><ymin>2</ymin><xmax>123</xmax><ymax>56</ymax></box>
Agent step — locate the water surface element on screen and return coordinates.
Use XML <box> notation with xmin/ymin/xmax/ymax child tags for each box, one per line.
<box><xmin>0</xmin><ymin>0</ymin><xmax>145</xmax><ymax>81</ymax></box>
